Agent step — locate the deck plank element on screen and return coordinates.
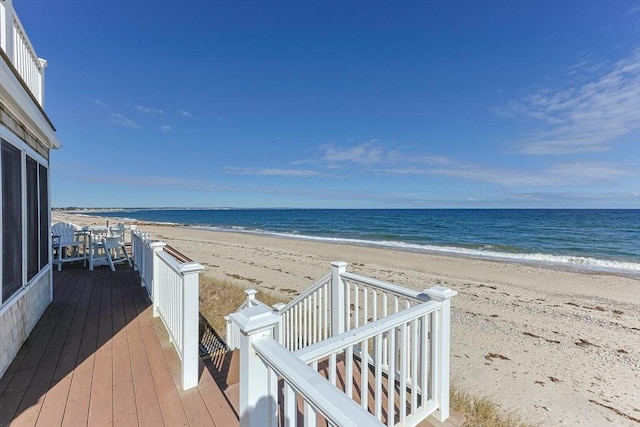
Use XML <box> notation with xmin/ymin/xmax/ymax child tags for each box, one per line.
<box><xmin>61</xmin><ymin>266</ymin><xmax>104</xmax><ymax>427</ymax></box>
<box><xmin>121</xmin><ymin>271</ymin><xmax>164</xmax><ymax>427</ymax></box>
<box><xmin>135</xmin><ymin>299</ymin><xmax>190</xmax><ymax>426</ymax></box>
<box><xmin>87</xmin><ymin>269</ymin><xmax>114</xmax><ymax>427</ymax></box>
<box><xmin>110</xmin><ymin>267</ymin><xmax>139</xmax><ymax>427</ymax></box>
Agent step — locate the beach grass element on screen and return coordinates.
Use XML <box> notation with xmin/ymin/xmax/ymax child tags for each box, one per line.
<box><xmin>199</xmin><ymin>274</ymin><xmax>286</xmax><ymax>336</ymax></box>
<box><xmin>198</xmin><ymin>274</ymin><xmax>534</xmax><ymax>427</ymax></box>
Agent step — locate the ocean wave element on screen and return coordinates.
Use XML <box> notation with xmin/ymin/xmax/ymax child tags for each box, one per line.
<box><xmin>194</xmin><ymin>225</ymin><xmax>640</xmax><ymax>275</ymax></box>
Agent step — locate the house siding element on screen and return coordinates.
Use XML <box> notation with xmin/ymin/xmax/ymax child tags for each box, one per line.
<box><xmin>0</xmin><ymin>270</ymin><xmax>51</xmax><ymax>378</ymax></box>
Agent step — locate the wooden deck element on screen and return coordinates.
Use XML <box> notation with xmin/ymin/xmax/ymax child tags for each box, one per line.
<box><xmin>0</xmin><ymin>263</ymin><xmax>238</xmax><ymax>427</ymax></box>
<box><xmin>0</xmin><ymin>262</ymin><xmax>463</xmax><ymax>427</ymax></box>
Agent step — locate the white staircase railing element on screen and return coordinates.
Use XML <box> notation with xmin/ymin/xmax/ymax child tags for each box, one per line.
<box><xmin>229</xmin><ymin>305</ymin><xmax>383</xmax><ymax>427</ymax></box>
<box><xmin>273</xmin><ymin>261</ymin><xmax>431</xmax><ymax>352</ymax></box>
<box><xmin>131</xmin><ymin>227</ymin><xmax>204</xmax><ymax>391</ymax></box>
<box><xmin>228</xmin><ymin>261</ymin><xmax>457</xmax><ymax>426</ymax></box>
<box><xmin>295</xmin><ymin>300</ymin><xmax>447</xmax><ymax>426</ymax></box>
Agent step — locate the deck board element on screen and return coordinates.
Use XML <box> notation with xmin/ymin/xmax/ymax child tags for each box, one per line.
<box><xmin>0</xmin><ymin>264</ymin><xmax>239</xmax><ymax>427</ymax></box>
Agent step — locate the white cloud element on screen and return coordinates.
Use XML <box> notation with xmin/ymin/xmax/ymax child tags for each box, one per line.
<box><xmin>160</xmin><ymin>125</ymin><xmax>172</xmax><ymax>133</ymax></box>
<box><xmin>110</xmin><ymin>113</ymin><xmax>140</xmax><ymax>129</ymax></box>
<box><xmin>315</xmin><ymin>141</ymin><xmax>453</xmax><ymax>169</ymax></box>
<box><xmin>68</xmin><ymin>173</ymin><xmax>231</xmax><ymax>192</ymax></box>
<box><xmin>92</xmin><ymin>99</ymin><xmax>109</xmax><ymax>109</ymax></box>
<box><xmin>135</xmin><ymin>105</ymin><xmax>164</xmax><ymax>114</ymax></box>
<box><xmin>320</xmin><ymin>141</ymin><xmax>388</xmax><ymax>166</ymax></box>
<box><xmin>501</xmin><ymin>46</ymin><xmax>640</xmax><ymax>154</ymax></box>
<box><xmin>180</xmin><ymin>110</ymin><xmax>193</xmax><ymax>117</ymax></box>
<box><xmin>376</xmin><ymin>161</ymin><xmax>637</xmax><ymax>188</ymax></box>
<box><xmin>224</xmin><ymin>167</ymin><xmax>319</xmax><ymax>177</ymax></box>
<box><xmin>625</xmin><ymin>6</ymin><xmax>640</xmax><ymax>15</ymax></box>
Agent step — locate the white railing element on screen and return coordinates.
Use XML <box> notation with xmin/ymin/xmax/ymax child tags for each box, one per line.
<box><xmin>295</xmin><ymin>302</ymin><xmax>442</xmax><ymax>426</ymax></box>
<box><xmin>274</xmin><ymin>273</ymin><xmax>332</xmax><ymax>351</ymax></box>
<box><xmin>229</xmin><ymin>305</ymin><xmax>383</xmax><ymax>427</ymax></box>
<box><xmin>228</xmin><ymin>261</ymin><xmax>457</xmax><ymax>426</ymax></box>
<box><xmin>0</xmin><ymin>0</ymin><xmax>46</xmax><ymax>105</ymax></box>
<box><xmin>274</xmin><ymin>262</ymin><xmax>429</xmax><ymax>352</ymax></box>
<box><xmin>130</xmin><ymin>227</ymin><xmax>204</xmax><ymax>391</ymax></box>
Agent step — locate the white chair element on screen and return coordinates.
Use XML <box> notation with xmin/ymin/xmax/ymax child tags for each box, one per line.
<box><xmin>93</xmin><ymin>223</ymin><xmax>132</xmax><ymax>271</ymax></box>
<box><xmin>52</xmin><ymin>222</ymin><xmax>87</xmax><ymax>271</ymax></box>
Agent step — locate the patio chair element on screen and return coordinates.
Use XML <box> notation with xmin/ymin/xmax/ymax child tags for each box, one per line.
<box><xmin>52</xmin><ymin>222</ymin><xmax>87</xmax><ymax>271</ymax></box>
<box><xmin>93</xmin><ymin>223</ymin><xmax>132</xmax><ymax>271</ymax></box>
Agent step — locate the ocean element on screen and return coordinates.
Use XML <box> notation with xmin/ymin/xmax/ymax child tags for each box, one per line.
<box><xmin>83</xmin><ymin>208</ymin><xmax>639</xmax><ymax>276</ymax></box>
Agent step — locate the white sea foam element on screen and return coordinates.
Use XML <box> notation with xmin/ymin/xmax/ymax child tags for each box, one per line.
<box><xmin>195</xmin><ymin>226</ymin><xmax>640</xmax><ymax>276</ymax></box>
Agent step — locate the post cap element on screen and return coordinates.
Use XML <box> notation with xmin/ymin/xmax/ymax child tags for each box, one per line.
<box><xmin>228</xmin><ymin>305</ymin><xmax>279</xmax><ymax>334</ymax></box>
<box><xmin>423</xmin><ymin>286</ymin><xmax>458</xmax><ymax>301</ymax></box>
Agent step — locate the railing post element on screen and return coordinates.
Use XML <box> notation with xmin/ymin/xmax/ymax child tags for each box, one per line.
<box><xmin>423</xmin><ymin>286</ymin><xmax>457</xmax><ymax>422</ymax></box>
<box><xmin>179</xmin><ymin>261</ymin><xmax>204</xmax><ymax>390</ymax></box>
<box><xmin>272</xmin><ymin>303</ymin><xmax>286</xmax><ymax>345</ymax></box>
<box><xmin>229</xmin><ymin>305</ymin><xmax>281</xmax><ymax>427</ymax></box>
<box><xmin>0</xmin><ymin>0</ymin><xmax>14</xmax><ymax>59</ymax></box>
<box><xmin>330</xmin><ymin>261</ymin><xmax>347</xmax><ymax>337</ymax></box>
<box><xmin>149</xmin><ymin>241</ymin><xmax>166</xmax><ymax>317</ymax></box>
<box><xmin>245</xmin><ymin>289</ymin><xmax>257</xmax><ymax>305</ymax></box>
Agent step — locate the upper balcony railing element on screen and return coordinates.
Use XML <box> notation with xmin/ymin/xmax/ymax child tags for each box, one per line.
<box><xmin>1</xmin><ymin>0</ymin><xmax>46</xmax><ymax>106</ymax></box>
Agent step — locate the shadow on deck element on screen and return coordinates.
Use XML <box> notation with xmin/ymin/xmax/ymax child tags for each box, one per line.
<box><xmin>0</xmin><ymin>263</ymin><xmax>237</xmax><ymax>427</ymax></box>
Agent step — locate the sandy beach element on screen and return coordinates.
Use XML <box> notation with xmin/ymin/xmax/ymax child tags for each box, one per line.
<box><xmin>53</xmin><ymin>212</ymin><xmax>640</xmax><ymax>426</ymax></box>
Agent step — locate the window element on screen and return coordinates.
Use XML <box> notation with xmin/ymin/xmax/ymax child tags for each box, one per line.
<box><xmin>2</xmin><ymin>140</ymin><xmax>23</xmax><ymax>302</ymax></box>
<box><xmin>1</xmin><ymin>139</ymin><xmax>49</xmax><ymax>304</ymax></box>
<box><xmin>27</xmin><ymin>156</ymin><xmax>38</xmax><ymax>280</ymax></box>
<box><xmin>26</xmin><ymin>157</ymin><xmax>49</xmax><ymax>280</ymax></box>
<box><xmin>39</xmin><ymin>163</ymin><xmax>48</xmax><ymax>269</ymax></box>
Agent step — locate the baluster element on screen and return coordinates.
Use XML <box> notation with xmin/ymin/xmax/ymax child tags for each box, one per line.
<box><xmin>346</xmin><ymin>345</ymin><xmax>354</xmax><ymax>399</ymax></box>
<box><xmin>345</xmin><ymin>281</ymin><xmax>351</xmax><ymax>332</ymax></box>
<box><xmin>312</xmin><ymin>291</ymin><xmax>317</xmax><ymax>345</ymax></box>
<box><xmin>374</xmin><ymin>333</ymin><xmax>383</xmax><ymax>421</ymax></box>
<box><xmin>372</xmin><ymin>289</ymin><xmax>378</xmax><ymax>322</ymax></box>
<box><xmin>329</xmin><ymin>353</ymin><xmax>337</xmax><ymax>386</ymax></box>
<box><xmin>304</xmin><ymin>401</ymin><xmax>317</xmax><ymax>427</ymax></box>
<box><xmin>354</xmin><ymin>283</ymin><xmax>359</xmax><ymax>329</ymax></box>
<box><xmin>363</xmin><ymin>286</ymin><xmax>368</xmax><ymax>326</ymax></box>
<box><xmin>387</xmin><ymin>328</ymin><xmax>396</xmax><ymax>427</ymax></box>
<box><xmin>411</xmin><ymin>317</ymin><xmax>419</xmax><ymax>412</ymax></box>
<box><xmin>323</xmin><ymin>283</ymin><xmax>329</xmax><ymax>339</ymax></box>
<box><xmin>283</xmin><ymin>383</ymin><xmax>296</xmax><ymax>427</ymax></box>
<box><xmin>400</xmin><ymin>322</ymin><xmax>408</xmax><ymax>422</ymax></box>
<box><xmin>360</xmin><ymin>338</ymin><xmax>368</xmax><ymax>411</ymax></box>
<box><xmin>421</xmin><ymin>313</ymin><xmax>428</xmax><ymax>405</ymax></box>
<box><xmin>304</xmin><ymin>298</ymin><xmax>309</xmax><ymax>347</ymax></box>
<box><xmin>382</xmin><ymin>292</ymin><xmax>389</xmax><ymax>366</ymax></box>
<box><xmin>294</xmin><ymin>304</ymin><xmax>299</xmax><ymax>351</ymax></box>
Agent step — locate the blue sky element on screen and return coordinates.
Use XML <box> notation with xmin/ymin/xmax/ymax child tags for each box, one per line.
<box><xmin>19</xmin><ymin>0</ymin><xmax>640</xmax><ymax>208</ymax></box>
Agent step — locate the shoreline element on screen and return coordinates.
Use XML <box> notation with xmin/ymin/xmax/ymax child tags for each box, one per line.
<box><xmin>67</xmin><ymin>211</ymin><xmax>640</xmax><ymax>278</ymax></box>
<box><xmin>53</xmin><ymin>211</ymin><xmax>640</xmax><ymax>426</ymax></box>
